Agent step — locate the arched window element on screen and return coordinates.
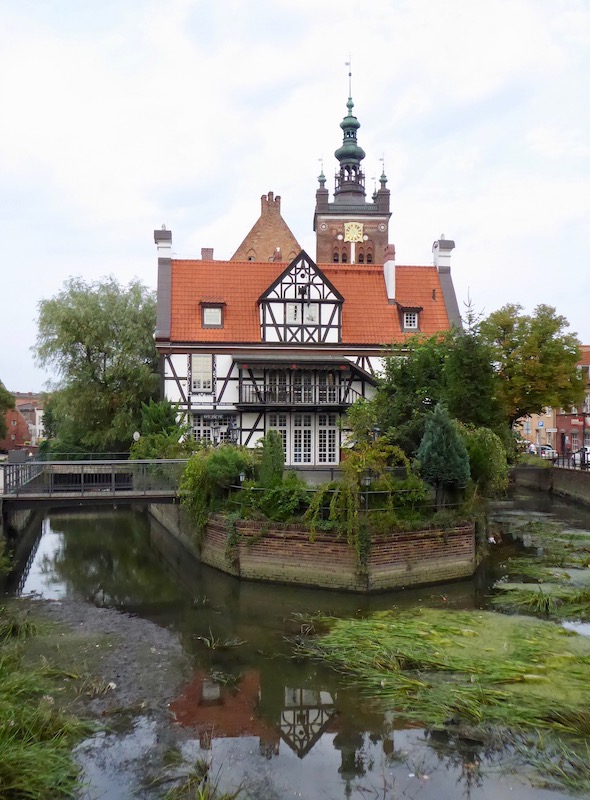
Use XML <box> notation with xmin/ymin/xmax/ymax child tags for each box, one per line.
<box><xmin>333</xmin><ymin>252</ymin><xmax>339</xmax><ymax>263</ymax></box>
<box><xmin>341</xmin><ymin>251</ymin><xmax>348</xmax><ymax>263</ymax></box>
<box><xmin>366</xmin><ymin>253</ymin><xmax>373</xmax><ymax>264</ymax></box>
<box><xmin>358</xmin><ymin>253</ymin><xmax>364</xmax><ymax>263</ymax></box>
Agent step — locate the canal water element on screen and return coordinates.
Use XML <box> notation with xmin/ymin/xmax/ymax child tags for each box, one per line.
<box><xmin>4</xmin><ymin>489</ymin><xmax>589</xmax><ymax>800</ymax></box>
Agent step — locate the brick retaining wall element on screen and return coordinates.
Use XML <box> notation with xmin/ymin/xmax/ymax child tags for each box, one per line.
<box><xmin>150</xmin><ymin>504</ymin><xmax>476</xmax><ymax>593</ymax></box>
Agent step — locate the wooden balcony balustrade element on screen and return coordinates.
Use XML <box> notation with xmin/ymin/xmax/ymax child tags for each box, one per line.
<box><xmin>238</xmin><ymin>383</ymin><xmax>362</xmax><ymax>406</ymax></box>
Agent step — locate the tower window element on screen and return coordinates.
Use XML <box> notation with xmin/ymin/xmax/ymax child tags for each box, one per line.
<box><xmin>333</xmin><ymin>252</ymin><xmax>339</xmax><ymax>263</ymax></box>
<box><xmin>366</xmin><ymin>253</ymin><xmax>373</xmax><ymax>264</ymax></box>
<box><xmin>358</xmin><ymin>253</ymin><xmax>364</xmax><ymax>264</ymax></box>
<box><xmin>341</xmin><ymin>251</ymin><xmax>348</xmax><ymax>263</ymax></box>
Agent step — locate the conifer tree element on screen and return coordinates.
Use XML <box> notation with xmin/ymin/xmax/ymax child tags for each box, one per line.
<box><xmin>417</xmin><ymin>403</ymin><xmax>470</xmax><ymax>509</ymax></box>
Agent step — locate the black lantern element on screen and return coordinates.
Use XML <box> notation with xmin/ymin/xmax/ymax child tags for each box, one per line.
<box><xmin>227</xmin><ymin>418</ymin><xmax>240</xmax><ymax>445</ymax></box>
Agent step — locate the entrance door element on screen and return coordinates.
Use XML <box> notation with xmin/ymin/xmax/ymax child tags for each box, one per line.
<box><xmin>292</xmin><ymin>414</ymin><xmax>313</xmax><ymax>464</ymax></box>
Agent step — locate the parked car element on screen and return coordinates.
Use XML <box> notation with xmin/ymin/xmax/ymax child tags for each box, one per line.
<box><xmin>538</xmin><ymin>444</ymin><xmax>557</xmax><ymax>460</ymax></box>
<box><xmin>572</xmin><ymin>446</ymin><xmax>590</xmax><ymax>466</ymax></box>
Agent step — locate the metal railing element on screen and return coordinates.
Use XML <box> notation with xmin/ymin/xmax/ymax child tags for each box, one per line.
<box><xmin>239</xmin><ymin>384</ymin><xmax>362</xmax><ymax>405</ymax></box>
<box><xmin>554</xmin><ymin>455</ymin><xmax>590</xmax><ymax>470</ymax></box>
<box><xmin>2</xmin><ymin>459</ymin><xmax>188</xmax><ymax>499</ymax></box>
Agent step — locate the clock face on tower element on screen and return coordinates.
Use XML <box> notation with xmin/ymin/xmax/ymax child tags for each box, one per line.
<box><xmin>344</xmin><ymin>222</ymin><xmax>363</xmax><ymax>243</ymax></box>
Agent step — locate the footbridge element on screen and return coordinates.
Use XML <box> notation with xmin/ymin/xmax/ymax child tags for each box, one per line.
<box><xmin>0</xmin><ymin>459</ymin><xmax>188</xmax><ymax>509</ymax></box>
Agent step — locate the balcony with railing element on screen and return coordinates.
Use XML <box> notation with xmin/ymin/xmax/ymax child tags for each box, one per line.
<box><xmin>238</xmin><ymin>383</ymin><xmax>362</xmax><ymax>408</ymax></box>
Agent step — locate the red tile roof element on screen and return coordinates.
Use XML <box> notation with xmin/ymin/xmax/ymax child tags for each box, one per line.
<box><xmin>169</xmin><ymin>260</ymin><xmax>450</xmax><ymax>345</ymax></box>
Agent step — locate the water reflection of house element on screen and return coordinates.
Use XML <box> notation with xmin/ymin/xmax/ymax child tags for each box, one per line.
<box><xmin>169</xmin><ymin>671</ymin><xmax>339</xmax><ymax>758</ymax></box>
<box><xmin>280</xmin><ymin>687</ymin><xmax>337</xmax><ymax>758</ymax></box>
<box><xmin>169</xmin><ymin>670</ymin><xmax>280</xmax><ymax>754</ymax></box>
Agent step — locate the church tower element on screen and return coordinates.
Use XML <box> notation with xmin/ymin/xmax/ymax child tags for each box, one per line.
<box><xmin>314</xmin><ymin>94</ymin><xmax>391</xmax><ymax>266</ymax></box>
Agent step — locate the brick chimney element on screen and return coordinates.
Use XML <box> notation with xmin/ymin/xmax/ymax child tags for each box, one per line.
<box><xmin>261</xmin><ymin>191</ymin><xmax>281</xmax><ymax>215</ymax></box>
<box><xmin>201</xmin><ymin>248</ymin><xmax>214</xmax><ymax>260</ymax></box>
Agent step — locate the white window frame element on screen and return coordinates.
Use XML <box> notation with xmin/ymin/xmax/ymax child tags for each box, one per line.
<box><xmin>191</xmin><ymin>355</ymin><xmax>213</xmax><ymax>393</ymax></box>
<box><xmin>286</xmin><ymin>302</ymin><xmax>319</xmax><ymax>325</ymax></box>
<box><xmin>292</xmin><ymin>413</ymin><xmax>313</xmax><ymax>464</ymax></box>
<box><xmin>202</xmin><ymin>306</ymin><xmax>223</xmax><ymax>327</ymax></box>
<box><xmin>317</xmin><ymin>413</ymin><xmax>338</xmax><ymax>464</ymax></box>
<box><xmin>403</xmin><ymin>311</ymin><xmax>418</xmax><ymax>330</ymax></box>
<box><xmin>268</xmin><ymin>413</ymin><xmax>288</xmax><ymax>461</ymax></box>
<box><xmin>191</xmin><ymin>413</ymin><xmax>234</xmax><ymax>444</ymax></box>
<box><xmin>303</xmin><ymin>303</ymin><xmax>319</xmax><ymax>324</ymax></box>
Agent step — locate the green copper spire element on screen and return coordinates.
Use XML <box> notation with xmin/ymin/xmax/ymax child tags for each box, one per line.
<box><xmin>334</xmin><ymin>95</ymin><xmax>366</xmax><ymax>199</ymax></box>
<box><xmin>334</xmin><ymin>96</ymin><xmax>366</xmax><ymax>165</ymax></box>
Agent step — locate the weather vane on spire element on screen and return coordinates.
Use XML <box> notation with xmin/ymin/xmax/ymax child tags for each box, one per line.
<box><xmin>345</xmin><ymin>57</ymin><xmax>352</xmax><ymax>96</ymax></box>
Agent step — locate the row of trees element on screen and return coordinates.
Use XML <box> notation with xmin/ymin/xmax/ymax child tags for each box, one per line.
<box><xmin>0</xmin><ymin>380</ymin><xmax>14</xmax><ymax>440</ymax></box>
<box><xmin>363</xmin><ymin>304</ymin><xmax>583</xmax><ymax>458</ymax></box>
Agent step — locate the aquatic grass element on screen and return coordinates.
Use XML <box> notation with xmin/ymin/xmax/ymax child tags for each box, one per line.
<box><xmin>162</xmin><ymin>757</ymin><xmax>243</xmax><ymax>799</ymax></box>
<box><xmin>194</xmin><ymin>628</ymin><xmax>246</xmax><ymax>649</ymax></box>
<box><xmin>497</xmin><ymin>557</ymin><xmax>570</xmax><ymax>583</ymax></box>
<box><xmin>512</xmin><ymin>736</ymin><xmax>590</xmax><ymax>794</ymax></box>
<box><xmin>494</xmin><ymin>516</ymin><xmax>590</xmax><ymax>620</ymax></box>
<box><xmin>0</xmin><ymin>605</ymin><xmax>38</xmax><ymax>643</ymax></box>
<box><xmin>294</xmin><ymin>608</ymin><xmax>590</xmax><ymax>742</ymax></box>
<box><xmin>0</xmin><ymin>610</ymin><xmax>93</xmax><ymax>800</ymax></box>
<box><xmin>491</xmin><ymin>583</ymin><xmax>590</xmax><ymax>621</ymax></box>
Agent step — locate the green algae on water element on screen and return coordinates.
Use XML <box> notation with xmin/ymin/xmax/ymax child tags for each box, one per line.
<box><xmin>493</xmin><ymin>517</ymin><xmax>590</xmax><ymax>620</ymax></box>
<box><xmin>295</xmin><ymin>607</ymin><xmax>590</xmax><ymax>737</ymax></box>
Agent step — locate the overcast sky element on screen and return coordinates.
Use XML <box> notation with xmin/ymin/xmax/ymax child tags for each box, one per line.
<box><xmin>2</xmin><ymin>0</ymin><xmax>589</xmax><ymax>392</ymax></box>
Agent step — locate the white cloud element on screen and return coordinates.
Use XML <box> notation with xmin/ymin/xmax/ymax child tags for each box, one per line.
<box><xmin>1</xmin><ymin>0</ymin><xmax>589</xmax><ymax>390</ymax></box>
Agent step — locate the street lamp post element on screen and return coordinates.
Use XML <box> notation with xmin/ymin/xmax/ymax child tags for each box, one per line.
<box><xmin>362</xmin><ymin>472</ymin><xmax>372</xmax><ymax>513</ymax></box>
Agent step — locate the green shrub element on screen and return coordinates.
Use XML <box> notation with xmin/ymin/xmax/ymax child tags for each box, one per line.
<box><xmin>250</xmin><ymin>472</ymin><xmax>309</xmax><ymax>522</ymax></box>
<box><xmin>459</xmin><ymin>424</ymin><xmax>509</xmax><ymax>497</ymax></box>
<box><xmin>180</xmin><ymin>446</ymin><xmax>254</xmax><ymax>541</ymax></box>
<box><xmin>257</xmin><ymin>430</ymin><xmax>285</xmax><ymax>487</ymax></box>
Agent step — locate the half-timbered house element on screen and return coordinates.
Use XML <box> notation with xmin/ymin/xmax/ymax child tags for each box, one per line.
<box><xmin>154</xmin><ymin>94</ymin><xmax>461</xmax><ymax>468</ymax></box>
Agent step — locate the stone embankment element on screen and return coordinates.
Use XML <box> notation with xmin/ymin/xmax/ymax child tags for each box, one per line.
<box><xmin>513</xmin><ymin>464</ymin><xmax>590</xmax><ymax>506</ymax></box>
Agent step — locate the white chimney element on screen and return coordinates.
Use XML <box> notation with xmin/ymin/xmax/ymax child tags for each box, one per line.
<box><xmin>154</xmin><ymin>225</ymin><xmax>172</xmax><ymax>256</ymax></box>
<box><xmin>432</xmin><ymin>236</ymin><xmax>455</xmax><ymax>271</ymax></box>
<box><xmin>383</xmin><ymin>244</ymin><xmax>396</xmax><ymax>301</ymax></box>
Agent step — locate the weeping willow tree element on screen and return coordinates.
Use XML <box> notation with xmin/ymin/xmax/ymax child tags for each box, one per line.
<box><xmin>306</xmin><ymin>436</ymin><xmax>428</xmax><ymax>569</ymax></box>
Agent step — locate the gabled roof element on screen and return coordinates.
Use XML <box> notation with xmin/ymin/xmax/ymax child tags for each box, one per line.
<box><xmin>168</xmin><ymin>254</ymin><xmax>450</xmax><ymax>346</ymax></box>
<box><xmin>258</xmin><ymin>250</ymin><xmax>344</xmax><ymax>303</ymax></box>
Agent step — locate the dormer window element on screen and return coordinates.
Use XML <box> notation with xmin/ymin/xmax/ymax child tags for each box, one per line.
<box><xmin>403</xmin><ymin>311</ymin><xmax>419</xmax><ymax>330</ymax></box>
<box><xmin>200</xmin><ymin>301</ymin><xmax>225</xmax><ymax>328</ymax></box>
